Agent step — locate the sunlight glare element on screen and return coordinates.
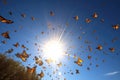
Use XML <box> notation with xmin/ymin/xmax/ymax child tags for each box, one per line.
<box><xmin>43</xmin><ymin>39</ymin><xmax>64</xmax><ymax>61</ymax></box>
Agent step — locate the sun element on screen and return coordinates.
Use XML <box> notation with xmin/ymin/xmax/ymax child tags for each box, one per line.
<box><xmin>43</xmin><ymin>39</ymin><xmax>64</xmax><ymax>61</ymax></box>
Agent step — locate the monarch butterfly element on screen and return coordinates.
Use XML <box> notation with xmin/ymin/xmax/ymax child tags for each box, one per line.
<box><xmin>112</xmin><ymin>24</ymin><xmax>119</xmax><ymax>30</ymax></box>
<box><xmin>109</xmin><ymin>48</ymin><xmax>115</xmax><ymax>52</ymax></box>
<box><xmin>27</xmin><ymin>66</ymin><xmax>36</xmax><ymax>74</ymax></box>
<box><xmin>21</xmin><ymin>13</ymin><xmax>26</xmax><ymax>18</ymax></box>
<box><xmin>31</xmin><ymin>16</ymin><xmax>35</xmax><ymax>20</ymax></box>
<box><xmin>73</xmin><ymin>16</ymin><xmax>79</xmax><ymax>21</ymax></box>
<box><xmin>13</xmin><ymin>42</ymin><xmax>19</xmax><ymax>47</ymax></box>
<box><xmin>0</xmin><ymin>16</ymin><xmax>13</xmax><ymax>24</ymax></box>
<box><xmin>1</xmin><ymin>31</ymin><xmax>10</xmax><ymax>39</ymax></box>
<box><xmin>88</xmin><ymin>55</ymin><xmax>92</xmax><ymax>60</ymax></box>
<box><xmin>45</xmin><ymin>58</ymin><xmax>53</xmax><ymax>64</ymax></box>
<box><xmin>96</xmin><ymin>45</ymin><xmax>102</xmax><ymax>50</ymax></box>
<box><xmin>92</xmin><ymin>12</ymin><xmax>98</xmax><ymax>18</ymax></box>
<box><xmin>57</xmin><ymin>62</ymin><xmax>62</xmax><ymax>67</ymax></box>
<box><xmin>38</xmin><ymin>71</ymin><xmax>44</xmax><ymax>78</ymax></box>
<box><xmin>15</xmin><ymin>50</ymin><xmax>29</xmax><ymax>62</ymax></box>
<box><xmin>85</xmin><ymin>18</ymin><xmax>91</xmax><ymax>23</ymax></box>
<box><xmin>50</xmin><ymin>11</ymin><xmax>54</xmax><ymax>16</ymax></box>
<box><xmin>35</xmin><ymin>56</ymin><xmax>43</xmax><ymax>66</ymax></box>
<box><xmin>76</xmin><ymin>69</ymin><xmax>79</xmax><ymax>74</ymax></box>
<box><xmin>74</xmin><ymin>57</ymin><xmax>83</xmax><ymax>66</ymax></box>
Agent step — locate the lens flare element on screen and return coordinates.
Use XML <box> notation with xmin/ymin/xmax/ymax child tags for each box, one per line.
<box><xmin>43</xmin><ymin>39</ymin><xmax>64</xmax><ymax>61</ymax></box>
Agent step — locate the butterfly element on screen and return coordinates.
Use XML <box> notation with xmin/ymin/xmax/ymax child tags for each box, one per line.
<box><xmin>21</xmin><ymin>45</ymin><xmax>26</xmax><ymax>48</ymax></box>
<box><xmin>96</xmin><ymin>45</ymin><xmax>102</xmax><ymax>50</ymax></box>
<box><xmin>57</xmin><ymin>62</ymin><xmax>62</xmax><ymax>67</ymax></box>
<box><xmin>35</xmin><ymin>56</ymin><xmax>43</xmax><ymax>66</ymax></box>
<box><xmin>21</xmin><ymin>13</ymin><xmax>26</xmax><ymax>18</ymax></box>
<box><xmin>1</xmin><ymin>31</ymin><xmax>10</xmax><ymax>39</ymax></box>
<box><xmin>31</xmin><ymin>16</ymin><xmax>35</xmax><ymax>20</ymax></box>
<box><xmin>109</xmin><ymin>48</ymin><xmax>115</xmax><ymax>52</ymax></box>
<box><xmin>112</xmin><ymin>24</ymin><xmax>119</xmax><ymax>30</ymax></box>
<box><xmin>27</xmin><ymin>66</ymin><xmax>36</xmax><ymax>74</ymax></box>
<box><xmin>92</xmin><ymin>12</ymin><xmax>98</xmax><ymax>18</ymax></box>
<box><xmin>15</xmin><ymin>50</ymin><xmax>29</xmax><ymax>62</ymax></box>
<box><xmin>5</xmin><ymin>48</ymin><xmax>14</xmax><ymax>54</ymax></box>
<box><xmin>9</xmin><ymin>11</ymin><xmax>12</xmax><ymax>15</ymax></box>
<box><xmin>73</xmin><ymin>16</ymin><xmax>79</xmax><ymax>21</ymax></box>
<box><xmin>74</xmin><ymin>57</ymin><xmax>83</xmax><ymax>66</ymax></box>
<box><xmin>15</xmin><ymin>53</ymin><xmax>26</xmax><ymax>62</ymax></box>
<box><xmin>50</xmin><ymin>11</ymin><xmax>54</xmax><ymax>16</ymax></box>
<box><xmin>13</xmin><ymin>42</ymin><xmax>19</xmax><ymax>47</ymax></box>
<box><xmin>87</xmin><ymin>67</ymin><xmax>90</xmax><ymax>70</ymax></box>
<box><xmin>0</xmin><ymin>16</ymin><xmax>13</xmax><ymax>24</ymax></box>
<box><xmin>1</xmin><ymin>40</ymin><xmax>6</xmax><ymax>44</ymax></box>
<box><xmin>45</xmin><ymin>58</ymin><xmax>53</xmax><ymax>64</ymax></box>
<box><xmin>88</xmin><ymin>45</ymin><xmax>92</xmax><ymax>52</ymax></box>
<box><xmin>76</xmin><ymin>69</ymin><xmax>80</xmax><ymax>74</ymax></box>
<box><xmin>38</xmin><ymin>71</ymin><xmax>44</xmax><ymax>78</ymax></box>
<box><xmin>88</xmin><ymin>55</ymin><xmax>92</xmax><ymax>60</ymax></box>
<box><xmin>85</xmin><ymin>18</ymin><xmax>91</xmax><ymax>23</ymax></box>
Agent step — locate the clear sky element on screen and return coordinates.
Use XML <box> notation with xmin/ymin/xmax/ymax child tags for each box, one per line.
<box><xmin>0</xmin><ymin>0</ymin><xmax>120</xmax><ymax>80</ymax></box>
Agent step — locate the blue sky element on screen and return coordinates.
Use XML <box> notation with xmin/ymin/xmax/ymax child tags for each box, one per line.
<box><xmin>0</xmin><ymin>0</ymin><xmax>120</xmax><ymax>80</ymax></box>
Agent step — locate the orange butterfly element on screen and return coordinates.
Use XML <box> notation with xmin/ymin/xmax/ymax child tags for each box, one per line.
<box><xmin>15</xmin><ymin>50</ymin><xmax>29</xmax><ymax>62</ymax></box>
<box><xmin>73</xmin><ymin>16</ymin><xmax>79</xmax><ymax>21</ymax></box>
<box><xmin>27</xmin><ymin>66</ymin><xmax>36</xmax><ymax>74</ymax></box>
<box><xmin>13</xmin><ymin>42</ymin><xmax>19</xmax><ymax>47</ymax></box>
<box><xmin>92</xmin><ymin>12</ymin><xmax>98</xmax><ymax>18</ymax></box>
<box><xmin>112</xmin><ymin>24</ymin><xmax>119</xmax><ymax>30</ymax></box>
<box><xmin>85</xmin><ymin>18</ymin><xmax>91</xmax><ymax>23</ymax></box>
<box><xmin>96</xmin><ymin>45</ymin><xmax>102</xmax><ymax>50</ymax></box>
<box><xmin>88</xmin><ymin>55</ymin><xmax>92</xmax><ymax>60</ymax></box>
<box><xmin>57</xmin><ymin>62</ymin><xmax>62</xmax><ymax>67</ymax></box>
<box><xmin>1</xmin><ymin>31</ymin><xmax>10</xmax><ymax>39</ymax></box>
<box><xmin>38</xmin><ymin>71</ymin><xmax>44</xmax><ymax>78</ymax></box>
<box><xmin>109</xmin><ymin>48</ymin><xmax>115</xmax><ymax>52</ymax></box>
<box><xmin>0</xmin><ymin>16</ymin><xmax>13</xmax><ymax>24</ymax></box>
<box><xmin>35</xmin><ymin>56</ymin><xmax>43</xmax><ymax>66</ymax></box>
<box><xmin>74</xmin><ymin>57</ymin><xmax>83</xmax><ymax>66</ymax></box>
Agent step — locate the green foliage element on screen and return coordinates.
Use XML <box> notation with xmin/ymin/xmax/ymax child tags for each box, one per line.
<box><xmin>0</xmin><ymin>54</ymin><xmax>40</xmax><ymax>80</ymax></box>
